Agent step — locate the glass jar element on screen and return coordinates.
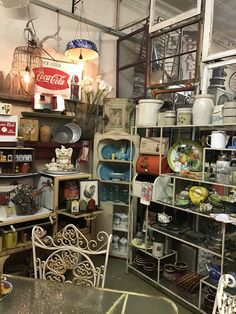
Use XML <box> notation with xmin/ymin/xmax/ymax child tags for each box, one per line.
<box><xmin>122</xmin><ymin>189</ymin><xmax>129</xmax><ymax>204</ymax></box>
<box><xmin>113</xmin><ymin>186</ymin><xmax>120</xmax><ymax>203</ymax></box>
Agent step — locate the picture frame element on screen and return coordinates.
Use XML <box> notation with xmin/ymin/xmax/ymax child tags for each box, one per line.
<box><xmin>79</xmin><ymin>180</ymin><xmax>99</xmax><ymax>208</ymax></box>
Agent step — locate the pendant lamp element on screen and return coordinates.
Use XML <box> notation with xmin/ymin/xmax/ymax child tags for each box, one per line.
<box><xmin>64</xmin><ymin>0</ymin><xmax>99</xmax><ymax>62</ymax></box>
<box><xmin>64</xmin><ymin>39</ymin><xmax>98</xmax><ymax>62</ymax></box>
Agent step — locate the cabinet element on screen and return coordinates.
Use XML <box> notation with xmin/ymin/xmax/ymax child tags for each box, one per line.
<box><xmin>38</xmin><ymin>172</ymin><xmax>103</xmax><ymax>239</ymax></box>
<box><xmin>93</xmin><ymin>131</ymin><xmax>140</xmax><ymax>259</ymax></box>
<box><xmin>0</xmin><ymin>172</ymin><xmax>102</xmax><ymax>274</ymax></box>
<box><xmin>128</xmin><ymin>123</ymin><xmax>236</xmax><ymax>314</ymax></box>
<box><xmin>0</xmin><ymin>147</ymin><xmax>36</xmax><ymax>176</ymax></box>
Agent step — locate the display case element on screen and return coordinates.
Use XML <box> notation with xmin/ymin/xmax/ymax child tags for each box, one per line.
<box><xmin>0</xmin><ymin>147</ymin><xmax>36</xmax><ymax>177</ymax></box>
<box><xmin>93</xmin><ymin>131</ymin><xmax>140</xmax><ymax>259</ymax></box>
<box><xmin>128</xmin><ymin>123</ymin><xmax>236</xmax><ymax>314</ymax></box>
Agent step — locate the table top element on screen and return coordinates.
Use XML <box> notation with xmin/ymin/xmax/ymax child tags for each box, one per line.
<box><xmin>0</xmin><ymin>275</ymin><xmax>178</xmax><ymax>314</ymax></box>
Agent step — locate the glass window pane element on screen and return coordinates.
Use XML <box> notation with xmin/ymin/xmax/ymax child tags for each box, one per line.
<box><xmin>119</xmin><ymin>30</ymin><xmax>147</xmax><ymax>67</ymax></box>
<box><xmin>118</xmin><ymin>63</ymin><xmax>146</xmax><ymax>98</ymax></box>
<box><xmin>153</xmin><ymin>0</ymin><xmax>198</xmax><ymax>23</ymax></box>
<box><xmin>181</xmin><ymin>24</ymin><xmax>198</xmax><ymax>53</ymax></box>
<box><xmin>150</xmin><ymin>60</ymin><xmax>164</xmax><ymax>85</ymax></box>
<box><xmin>179</xmin><ymin>52</ymin><xmax>196</xmax><ymax>80</ymax></box>
<box><xmin>163</xmin><ymin>57</ymin><xmax>179</xmax><ymax>83</ymax></box>
<box><xmin>151</xmin><ymin>34</ymin><xmax>165</xmax><ymax>60</ymax></box>
<box><xmin>208</xmin><ymin>1</ymin><xmax>236</xmax><ymax>56</ymax></box>
<box><xmin>165</xmin><ymin>30</ymin><xmax>181</xmax><ymax>57</ymax></box>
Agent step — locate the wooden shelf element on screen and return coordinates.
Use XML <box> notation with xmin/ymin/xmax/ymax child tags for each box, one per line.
<box><xmin>0</xmin><ymin>93</ymin><xmax>32</xmax><ymax>103</ymax></box>
<box><xmin>21</xmin><ymin>111</ymin><xmax>74</xmax><ymax>120</ymax></box>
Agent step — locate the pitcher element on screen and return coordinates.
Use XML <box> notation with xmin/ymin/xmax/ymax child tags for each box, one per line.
<box><xmin>207</xmin><ymin>130</ymin><xmax>230</xmax><ymax>149</ymax></box>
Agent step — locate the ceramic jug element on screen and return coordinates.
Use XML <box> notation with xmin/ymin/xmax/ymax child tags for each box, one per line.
<box><xmin>119</xmin><ymin>237</ymin><xmax>128</xmax><ymax>253</ymax></box>
<box><xmin>192</xmin><ymin>94</ymin><xmax>214</xmax><ymax>125</ymax></box>
<box><xmin>112</xmin><ymin>234</ymin><xmax>120</xmax><ymax>252</ymax></box>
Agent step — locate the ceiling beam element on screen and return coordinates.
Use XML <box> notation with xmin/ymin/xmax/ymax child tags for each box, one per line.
<box><xmin>31</xmin><ymin>0</ymin><xmax>124</xmax><ymax>37</ymax></box>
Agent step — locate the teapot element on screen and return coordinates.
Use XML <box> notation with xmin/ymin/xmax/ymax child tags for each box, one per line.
<box><xmin>157</xmin><ymin>212</ymin><xmax>172</xmax><ymax>224</ymax></box>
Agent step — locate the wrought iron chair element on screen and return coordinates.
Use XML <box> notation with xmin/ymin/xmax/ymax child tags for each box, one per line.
<box><xmin>212</xmin><ymin>274</ymin><xmax>236</xmax><ymax>314</ymax></box>
<box><xmin>32</xmin><ymin>224</ymin><xmax>112</xmax><ymax>288</ymax></box>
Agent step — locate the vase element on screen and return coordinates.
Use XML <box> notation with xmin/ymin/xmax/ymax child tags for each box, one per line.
<box><xmin>192</xmin><ymin>94</ymin><xmax>214</xmax><ymax>125</ymax></box>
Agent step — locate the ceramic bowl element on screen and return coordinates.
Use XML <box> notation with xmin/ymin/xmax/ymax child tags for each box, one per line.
<box><xmin>174</xmin><ymin>261</ymin><xmax>188</xmax><ymax>272</ymax></box>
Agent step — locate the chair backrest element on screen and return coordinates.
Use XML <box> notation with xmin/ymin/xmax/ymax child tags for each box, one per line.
<box><xmin>212</xmin><ymin>274</ymin><xmax>236</xmax><ymax>314</ymax></box>
<box><xmin>32</xmin><ymin>224</ymin><xmax>112</xmax><ymax>288</ymax></box>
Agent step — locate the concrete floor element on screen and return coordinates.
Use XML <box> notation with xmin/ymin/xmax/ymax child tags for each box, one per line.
<box><xmin>104</xmin><ymin>257</ymin><xmax>195</xmax><ymax>314</ymax></box>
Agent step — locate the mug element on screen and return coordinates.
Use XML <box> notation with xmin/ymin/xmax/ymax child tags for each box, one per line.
<box><xmin>207</xmin><ymin>131</ymin><xmax>229</xmax><ymax>149</ymax></box>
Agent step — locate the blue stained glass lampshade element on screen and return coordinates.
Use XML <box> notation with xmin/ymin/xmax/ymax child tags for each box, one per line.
<box><xmin>64</xmin><ymin>39</ymin><xmax>99</xmax><ymax>61</ymax></box>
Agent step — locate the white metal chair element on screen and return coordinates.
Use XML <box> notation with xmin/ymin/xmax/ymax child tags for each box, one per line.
<box><xmin>32</xmin><ymin>224</ymin><xmax>112</xmax><ymax>288</ymax></box>
<box><xmin>212</xmin><ymin>274</ymin><xmax>236</xmax><ymax>314</ymax></box>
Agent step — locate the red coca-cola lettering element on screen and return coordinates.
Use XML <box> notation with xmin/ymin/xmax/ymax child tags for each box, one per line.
<box><xmin>33</xmin><ymin>67</ymin><xmax>70</xmax><ymax>90</ymax></box>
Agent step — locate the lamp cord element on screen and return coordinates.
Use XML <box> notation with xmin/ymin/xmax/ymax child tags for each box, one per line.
<box><xmin>73</xmin><ymin>0</ymin><xmax>91</xmax><ymax>42</ymax></box>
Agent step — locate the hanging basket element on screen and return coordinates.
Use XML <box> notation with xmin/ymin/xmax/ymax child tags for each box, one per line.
<box><xmin>11</xmin><ymin>46</ymin><xmax>42</xmax><ymax>73</ymax></box>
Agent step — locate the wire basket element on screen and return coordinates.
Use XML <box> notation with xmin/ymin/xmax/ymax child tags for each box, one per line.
<box><xmin>11</xmin><ymin>45</ymin><xmax>42</xmax><ymax>73</ymax></box>
<box><xmin>13</xmin><ymin>185</ymin><xmax>43</xmax><ymax>216</ymax></box>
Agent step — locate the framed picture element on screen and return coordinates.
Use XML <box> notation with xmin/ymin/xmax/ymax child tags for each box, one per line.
<box><xmin>79</xmin><ymin>180</ymin><xmax>99</xmax><ymax>209</ymax></box>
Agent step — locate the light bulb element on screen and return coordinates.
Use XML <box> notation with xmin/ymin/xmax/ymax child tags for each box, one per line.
<box><xmin>23</xmin><ymin>70</ymin><xmax>30</xmax><ymax>84</ymax></box>
<box><xmin>78</xmin><ymin>57</ymin><xmax>84</xmax><ymax>80</ymax></box>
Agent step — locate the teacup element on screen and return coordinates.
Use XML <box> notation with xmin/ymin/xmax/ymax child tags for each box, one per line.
<box><xmin>157</xmin><ymin>212</ymin><xmax>172</xmax><ymax>224</ymax></box>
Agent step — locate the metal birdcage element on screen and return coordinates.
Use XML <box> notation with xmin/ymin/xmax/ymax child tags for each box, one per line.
<box><xmin>11</xmin><ymin>45</ymin><xmax>42</xmax><ymax>73</ymax></box>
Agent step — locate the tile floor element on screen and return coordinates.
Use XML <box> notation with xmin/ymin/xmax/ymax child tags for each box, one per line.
<box><xmin>104</xmin><ymin>257</ymin><xmax>197</xmax><ymax>314</ymax></box>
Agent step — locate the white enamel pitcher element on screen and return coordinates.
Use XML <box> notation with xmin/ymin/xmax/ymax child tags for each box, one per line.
<box><xmin>207</xmin><ymin>130</ymin><xmax>230</xmax><ymax>149</ymax></box>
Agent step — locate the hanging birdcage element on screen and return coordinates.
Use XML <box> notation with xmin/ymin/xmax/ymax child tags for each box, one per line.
<box><xmin>11</xmin><ymin>45</ymin><xmax>42</xmax><ymax>73</ymax></box>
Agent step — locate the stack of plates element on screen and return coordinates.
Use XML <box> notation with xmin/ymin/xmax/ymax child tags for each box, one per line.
<box><xmin>134</xmin><ymin>251</ymin><xmax>147</xmax><ymax>266</ymax></box>
<box><xmin>143</xmin><ymin>262</ymin><xmax>156</xmax><ymax>272</ymax></box>
<box><xmin>134</xmin><ymin>255</ymin><xmax>146</xmax><ymax>267</ymax></box>
<box><xmin>223</xmin><ymin>102</ymin><xmax>236</xmax><ymax>124</ymax></box>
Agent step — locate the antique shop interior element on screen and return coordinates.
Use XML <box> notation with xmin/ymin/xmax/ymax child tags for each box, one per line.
<box><xmin>0</xmin><ymin>0</ymin><xmax>236</xmax><ymax>313</ymax></box>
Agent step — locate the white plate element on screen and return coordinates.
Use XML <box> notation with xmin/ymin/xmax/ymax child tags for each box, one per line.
<box><xmin>131</xmin><ymin>238</ymin><xmax>152</xmax><ymax>250</ymax></box>
<box><xmin>153</xmin><ymin>176</ymin><xmax>172</xmax><ymax>201</ymax></box>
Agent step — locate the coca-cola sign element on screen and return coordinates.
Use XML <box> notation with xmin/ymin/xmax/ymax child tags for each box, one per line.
<box><xmin>33</xmin><ymin>67</ymin><xmax>70</xmax><ymax>90</ymax></box>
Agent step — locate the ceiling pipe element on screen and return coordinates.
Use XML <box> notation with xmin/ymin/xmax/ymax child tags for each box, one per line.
<box><xmin>31</xmin><ymin>0</ymin><xmax>124</xmax><ymax>37</ymax></box>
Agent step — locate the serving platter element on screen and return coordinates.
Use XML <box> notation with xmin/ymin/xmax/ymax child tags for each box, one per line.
<box><xmin>43</xmin><ymin>170</ymin><xmax>77</xmax><ymax>175</ymax></box>
<box><xmin>167</xmin><ymin>140</ymin><xmax>203</xmax><ymax>172</ymax></box>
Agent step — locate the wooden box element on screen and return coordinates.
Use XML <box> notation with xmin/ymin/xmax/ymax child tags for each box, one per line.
<box><xmin>140</xmin><ymin>137</ymin><xmax>169</xmax><ymax>156</ymax></box>
<box><xmin>19</xmin><ymin>118</ymin><xmax>39</xmax><ymax>141</ymax></box>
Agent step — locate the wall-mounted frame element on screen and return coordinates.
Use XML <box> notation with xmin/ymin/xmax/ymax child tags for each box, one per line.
<box><xmin>202</xmin><ymin>0</ymin><xmax>236</xmax><ymax>62</ymax></box>
<box><xmin>149</xmin><ymin>0</ymin><xmax>202</xmax><ymax>33</ymax></box>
